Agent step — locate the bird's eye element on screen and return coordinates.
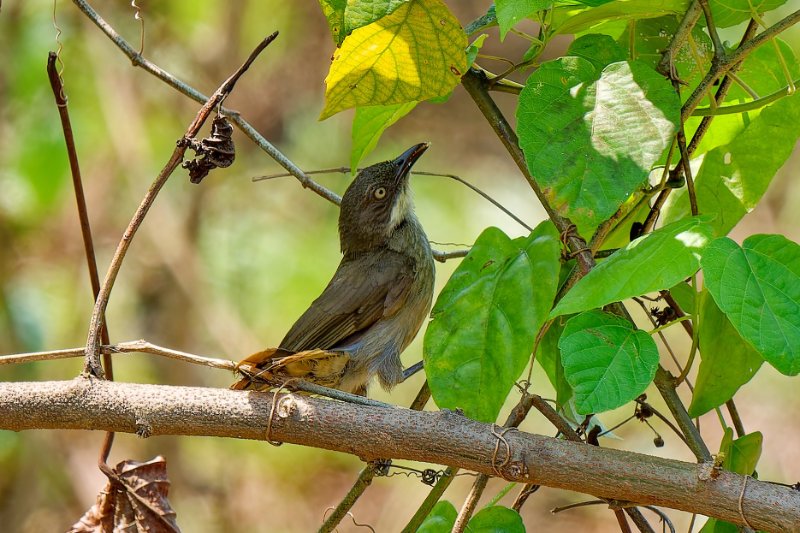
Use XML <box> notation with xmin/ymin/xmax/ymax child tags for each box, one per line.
<box><xmin>373</xmin><ymin>187</ymin><xmax>387</xmax><ymax>200</ymax></box>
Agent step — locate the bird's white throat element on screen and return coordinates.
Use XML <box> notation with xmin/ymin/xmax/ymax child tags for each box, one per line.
<box><xmin>389</xmin><ymin>186</ymin><xmax>413</xmax><ymax>230</ymax></box>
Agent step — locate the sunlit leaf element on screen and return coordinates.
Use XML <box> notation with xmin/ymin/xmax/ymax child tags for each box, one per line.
<box><xmin>321</xmin><ymin>0</ymin><xmax>467</xmax><ymax>119</ymax></box>
<box><xmin>517</xmin><ymin>58</ymin><xmax>680</xmax><ymax>236</ymax></box>
<box><xmin>466</xmin><ymin>34</ymin><xmax>489</xmax><ymax>66</ymax></box>
<box><xmin>551</xmin><ymin>0</ymin><xmax>689</xmax><ymax>36</ymax></box>
<box><xmin>617</xmin><ymin>15</ymin><xmax>712</xmax><ymax>90</ymax></box>
<box><xmin>319</xmin><ymin>0</ymin><xmax>411</xmax><ymax>45</ymax></box>
<box><xmin>709</xmin><ymin>0</ymin><xmax>787</xmax><ymax>28</ymax></box>
<box><xmin>350</xmin><ymin>102</ymin><xmax>417</xmax><ymax>171</ymax></box>
<box><xmin>662</xmin><ymin>92</ymin><xmax>800</xmax><ymax>234</ymax></box>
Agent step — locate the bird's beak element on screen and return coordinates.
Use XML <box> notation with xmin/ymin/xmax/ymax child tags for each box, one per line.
<box><xmin>394</xmin><ymin>142</ymin><xmax>430</xmax><ymax>184</ymax></box>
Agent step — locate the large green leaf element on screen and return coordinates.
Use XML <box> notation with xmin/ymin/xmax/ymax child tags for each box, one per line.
<box><xmin>321</xmin><ymin>0</ymin><xmax>467</xmax><ymax>119</ymax></box>
<box><xmin>702</xmin><ymin>235</ymin><xmax>800</xmax><ymax>376</ymax></box>
<box><xmin>551</xmin><ymin>216</ymin><xmax>714</xmax><ymax>317</ymax></box>
<box><xmin>686</xmin><ymin>40</ymin><xmax>799</xmax><ymax>158</ymax></box>
<box><xmin>689</xmin><ymin>290</ymin><xmax>764</xmax><ymax>417</ymax></box>
<box><xmin>517</xmin><ymin>57</ymin><xmax>680</xmax><ymax>236</ymax></box>
<box><xmin>425</xmin><ymin>223</ymin><xmax>561</xmax><ymax>423</ymax></box>
<box><xmin>709</xmin><ymin>0</ymin><xmax>788</xmax><ymax>29</ymax></box>
<box><xmin>496</xmin><ymin>0</ymin><xmax>553</xmax><ymax>39</ymax></box>
<box><xmin>567</xmin><ymin>33</ymin><xmax>626</xmax><ymax>71</ymax></box>
<box><xmin>662</xmin><ymin>89</ymin><xmax>800</xmax><ymax>235</ymax></box>
<box><xmin>350</xmin><ymin>102</ymin><xmax>417</xmax><ymax>171</ymax></box>
<box><xmin>418</xmin><ymin>501</ymin><xmax>457</xmax><ymax>532</ymax></box>
<box><xmin>318</xmin><ymin>0</ymin><xmax>410</xmax><ymax>45</ymax></box>
<box><xmin>550</xmin><ymin>0</ymin><xmax>689</xmax><ymax>36</ymax></box>
<box><xmin>617</xmin><ymin>15</ymin><xmax>712</xmax><ymax>90</ymax></box>
<box><xmin>467</xmin><ymin>506</ymin><xmax>525</xmax><ymax>532</ymax></box>
<box><xmin>559</xmin><ymin>310</ymin><xmax>660</xmax><ymax>414</ymax></box>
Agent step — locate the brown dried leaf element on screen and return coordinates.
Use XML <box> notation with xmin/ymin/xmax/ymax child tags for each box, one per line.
<box><xmin>68</xmin><ymin>456</ymin><xmax>180</xmax><ymax>533</ymax></box>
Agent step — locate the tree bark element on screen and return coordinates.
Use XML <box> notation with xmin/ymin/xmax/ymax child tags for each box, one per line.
<box><xmin>1</xmin><ymin>379</ymin><xmax>798</xmax><ymax>532</ymax></box>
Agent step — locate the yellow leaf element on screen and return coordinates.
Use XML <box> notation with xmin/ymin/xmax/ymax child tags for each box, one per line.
<box><xmin>320</xmin><ymin>0</ymin><xmax>466</xmax><ymax>120</ymax></box>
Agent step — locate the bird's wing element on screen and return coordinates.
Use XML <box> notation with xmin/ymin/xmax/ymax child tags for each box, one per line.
<box><xmin>279</xmin><ymin>250</ymin><xmax>415</xmax><ymax>351</ymax></box>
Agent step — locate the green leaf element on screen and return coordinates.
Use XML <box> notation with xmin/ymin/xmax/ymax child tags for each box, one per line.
<box><xmin>709</xmin><ymin>0</ymin><xmax>788</xmax><ymax>29</ymax></box>
<box><xmin>559</xmin><ymin>310</ymin><xmax>660</xmax><ymax>414</ymax></box>
<box><xmin>668</xmin><ymin>280</ymin><xmax>696</xmax><ymax>313</ymax></box>
<box><xmin>536</xmin><ymin>318</ymin><xmax>573</xmax><ymax>410</ymax></box>
<box><xmin>321</xmin><ymin>0</ymin><xmax>467</xmax><ymax>119</ymax></box>
<box><xmin>725</xmin><ymin>38</ymin><xmax>800</xmax><ymax>102</ymax></box>
<box><xmin>700</xmin><ymin>429</ymin><xmax>763</xmax><ymax>532</ymax></box>
<box><xmin>418</xmin><ymin>501</ymin><xmax>457</xmax><ymax>532</ymax></box>
<box><xmin>702</xmin><ymin>235</ymin><xmax>800</xmax><ymax>376</ymax></box>
<box><xmin>517</xmin><ymin>58</ymin><xmax>680</xmax><ymax>236</ymax></box>
<box><xmin>551</xmin><ymin>216</ymin><xmax>714</xmax><ymax>317</ymax></box>
<box><xmin>318</xmin><ymin>0</ymin><xmax>411</xmax><ymax>45</ymax></box>
<box><xmin>617</xmin><ymin>15</ymin><xmax>712</xmax><ymax>90</ymax></box>
<box><xmin>723</xmin><ymin>429</ymin><xmax>763</xmax><ymax>476</ymax></box>
<box><xmin>350</xmin><ymin>102</ymin><xmax>417</xmax><ymax>171</ymax></box>
<box><xmin>467</xmin><ymin>506</ymin><xmax>525</xmax><ymax>533</ymax></box>
<box><xmin>425</xmin><ymin>223</ymin><xmax>561</xmax><ymax>423</ymax></box>
<box><xmin>550</xmin><ymin>0</ymin><xmax>689</xmax><ymax>36</ymax></box>
<box><xmin>466</xmin><ymin>34</ymin><xmax>489</xmax><ymax>66</ymax></box>
<box><xmin>496</xmin><ymin>0</ymin><xmax>553</xmax><ymax>39</ymax></box>
<box><xmin>687</xmin><ymin>40</ymin><xmax>799</xmax><ymax>158</ymax></box>
<box><xmin>465</xmin><ymin>4</ymin><xmax>497</xmax><ymax>35</ymax></box>
<box><xmin>689</xmin><ymin>290</ymin><xmax>764</xmax><ymax>417</ymax></box>
<box><xmin>662</xmin><ymin>73</ymin><xmax>800</xmax><ymax>235</ymax></box>
<box><xmin>566</xmin><ymin>34</ymin><xmax>626</xmax><ymax>71</ymax></box>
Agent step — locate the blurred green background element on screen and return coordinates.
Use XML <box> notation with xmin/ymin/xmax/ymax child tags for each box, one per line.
<box><xmin>1</xmin><ymin>1</ymin><xmax>799</xmax><ymax>531</ymax></box>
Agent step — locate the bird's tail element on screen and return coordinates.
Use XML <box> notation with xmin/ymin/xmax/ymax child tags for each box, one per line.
<box><xmin>231</xmin><ymin>348</ymin><xmax>350</xmax><ymax>390</ymax></box>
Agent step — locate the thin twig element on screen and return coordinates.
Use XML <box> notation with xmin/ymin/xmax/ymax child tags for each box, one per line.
<box><xmin>317</xmin><ymin>467</ymin><xmax>376</xmax><ymax>533</ymax></box>
<box><xmin>80</xmin><ymin>24</ymin><xmax>278</xmax><ymax>377</ymax></box>
<box><xmin>0</xmin><ymin>340</ymin><xmax>236</xmax><ymax>370</ymax></box>
<box><xmin>699</xmin><ymin>0</ymin><xmax>725</xmax><ymax>63</ymax></box>
<box><xmin>692</xmin><ymin>78</ymin><xmax>799</xmax><ymax>115</ymax></box>
<box><xmin>642</xmin><ymin>506</ymin><xmax>676</xmax><ymax>533</ymax></box>
<box><xmin>71</xmin><ymin>0</ymin><xmax>341</xmax><ymax>206</ymax></box>
<box><xmin>400</xmin><ymin>466</ymin><xmax>459</xmax><ymax>532</ymax></box>
<box><xmin>432</xmin><ymin>248</ymin><xmax>470</xmax><ymax>262</ymax></box>
<box><xmin>256</xmin><ymin>167</ymin><xmax>534</xmax><ymax>233</ymax></box>
<box><xmin>319</xmin><ymin>382</ymin><xmax>431</xmax><ymax>533</ymax></box>
<box><xmin>675</xmin><ymin>127</ymin><xmax>698</xmax><ymax>216</ymax></box>
<box><xmin>681</xmin><ymin>9</ymin><xmax>800</xmax><ymax>121</ymax></box>
<box><xmin>642</xmin><ymin>18</ymin><xmax>759</xmax><ymax>234</ymax></box>
<box><xmin>452</xmin><ymin>475</ymin><xmax>489</xmax><ymax>533</ymax></box>
<box><xmin>657</xmin><ymin>0</ymin><xmax>702</xmax><ymax>79</ymax></box>
<box><xmin>46</xmin><ymin>51</ymin><xmax>119</xmax><ymax>466</ymax></box>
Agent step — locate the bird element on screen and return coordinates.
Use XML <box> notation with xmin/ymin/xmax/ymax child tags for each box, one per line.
<box><xmin>233</xmin><ymin>143</ymin><xmax>436</xmax><ymax>396</ymax></box>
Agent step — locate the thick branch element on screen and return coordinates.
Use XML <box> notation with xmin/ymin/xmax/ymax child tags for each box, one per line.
<box><xmin>1</xmin><ymin>380</ymin><xmax>798</xmax><ymax>531</ymax></box>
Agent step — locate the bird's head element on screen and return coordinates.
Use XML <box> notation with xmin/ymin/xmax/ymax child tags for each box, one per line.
<box><xmin>339</xmin><ymin>143</ymin><xmax>429</xmax><ymax>254</ymax></box>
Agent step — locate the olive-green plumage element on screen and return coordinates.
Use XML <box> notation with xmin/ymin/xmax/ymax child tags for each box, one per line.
<box><xmin>234</xmin><ymin>143</ymin><xmax>435</xmax><ymax>395</ymax></box>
